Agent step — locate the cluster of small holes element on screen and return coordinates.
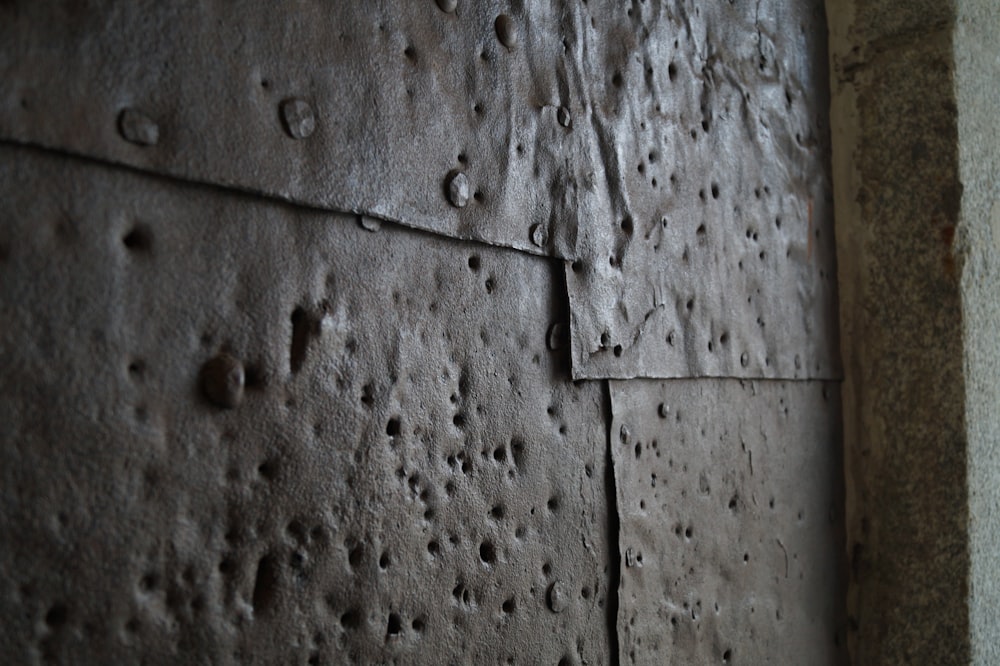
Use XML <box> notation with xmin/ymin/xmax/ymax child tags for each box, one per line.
<box><xmin>575</xmin><ymin>0</ymin><xmax>834</xmax><ymax>382</ymax></box>
<box><xmin>10</xmin><ymin>5</ymin><xmax>826</xmax><ymax>662</ymax></box>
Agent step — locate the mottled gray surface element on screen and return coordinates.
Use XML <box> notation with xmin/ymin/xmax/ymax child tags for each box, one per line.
<box><xmin>565</xmin><ymin>0</ymin><xmax>840</xmax><ymax>380</ymax></box>
<box><xmin>0</xmin><ymin>0</ymin><xmax>582</xmax><ymax>257</ymax></box>
<box><xmin>0</xmin><ymin>145</ymin><xmax>611</xmax><ymax>664</ymax></box>
<box><xmin>610</xmin><ymin>379</ymin><xmax>846</xmax><ymax>665</ymax></box>
<box><xmin>0</xmin><ymin>1</ymin><xmax>853</xmax><ymax>663</ymax></box>
<box><xmin>954</xmin><ymin>2</ymin><xmax>1000</xmax><ymax>663</ymax></box>
<box><xmin>827</xmin><ymin>0</ymin><xmax>974</xmax><ymax>662</ymax></box>
<box><xmin>0</xmin><ymin>0</ymin><xmax>840</xmax><ymax>382</ymax></box>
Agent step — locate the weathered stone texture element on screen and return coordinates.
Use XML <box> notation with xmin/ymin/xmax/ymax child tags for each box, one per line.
<box><xmin>829</xmin><ymin>0</ymin><xmax>1000</xmax><ymax>662</ymax></box>
<box><xmin>0</xmin><ymin>0</ymin><xmax>841</xmax><ymax>383</ymax></box>
<box><xmin>0</xmin><ymin>145</ymin><xmax>610</xmax><ymax>664</ymax></box>
<box><xmin>564</xmin><ymin>0</ymin><xmax>841</xmax><ymax>381</ymax></box>
<box><xmin>833</xmin><ymin>30</ymin><xmax>971</xmax><ymax>666</ymax></box>
<box><xmin>0</xmin><ymin>1</ymin><xmax>848</xmax><ymax>664</ymax></box>
<box><xmin>0</xmin><ymin>1</ymin><xmax>582</xmax><ymax>257</ymax></box>
<box><xmin>955</xmin><ymin>2</ymin><xmax>1000</xmax><ymax>663</ymax></box>
<box><xmin>611</xmin><ymin>379</ymin><xmax>846</xmax><ymax>665</ymax></box>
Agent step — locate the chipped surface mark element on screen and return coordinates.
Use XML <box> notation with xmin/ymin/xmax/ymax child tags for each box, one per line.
<box><xmin>0</xmin><ymin>0</ymin><xmax>838</xmax><ymax>380</ymax></box>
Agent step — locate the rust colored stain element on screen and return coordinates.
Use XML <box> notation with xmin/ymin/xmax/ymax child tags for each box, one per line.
<box><xmin>941</xmin><ymin>225</ymin><xmax>956</xmax><ymax>278</ymax></box>
<box><xmin>940</xmin><ymin>225</ymin><xmax>955</xmax><ymax>246</ymax></box>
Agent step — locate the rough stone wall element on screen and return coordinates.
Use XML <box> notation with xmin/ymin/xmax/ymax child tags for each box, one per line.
<box><xmin>0</xmin><ymin>1</ymin><xmax>844</xmax><ymax>664</ymax></box>
<box><xmin>829</xmin><ymin>0</ymin><xmax>999</xmax><ymax>662</ymax></box>
<box><xmin>954</xmin><ymin>2</ymin><xmax>1000</xmax><ymax>663</ymax></box>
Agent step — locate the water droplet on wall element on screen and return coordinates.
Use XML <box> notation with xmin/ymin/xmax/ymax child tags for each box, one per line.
<box><xmin>557</xmin><ymin>106</ymin><xmax>572</xmax><ymax>128</ymax></box>
<box><xmin>619</xmin><ymin>424</ymin><xmax>631</xmax><ymax>446</ymax></box>
<box><xmin>547</xmin><ymin>322</ymin><xmax>567</xmax><ymax>351</ymax></box>
<box><xmin>530</xmin><ymin>223</ymin><xmax>548</xmax><ymax>248</ymax></box>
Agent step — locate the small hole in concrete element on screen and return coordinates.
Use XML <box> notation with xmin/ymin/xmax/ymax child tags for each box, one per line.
<box><xmin>45</xmin><ymin>604</ymin><xmax>68</xmax><ymax>628</ymax></box>
<box><xmin>122</xmin><ymin>226</ymin><xmax>152</xmax><ymax>252</ymax></box>
<box><xmin>341</xmin><ymin>609</ymin><xmax>361</xmax><ymax>629</ymax></box>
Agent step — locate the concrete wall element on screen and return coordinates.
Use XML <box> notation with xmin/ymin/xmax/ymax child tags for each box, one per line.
<box><xmin>955</xmin><ymin>2</ymin><xmax>1000</xmax><ymax>663</ymax></box>
<box><xmin>0</xmin><ymin>1</ymin><xmax>849</xmax><ymax>663</ymax></box>
<box><xmin>829</xmin><ymin>0</ymin><xmax>998</xmax><ymax>662</ymax></box>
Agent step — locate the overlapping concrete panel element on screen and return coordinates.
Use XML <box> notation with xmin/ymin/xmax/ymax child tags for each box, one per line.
<box><xmin>0</xmin><ymin>0</ymin><xmax>840</xmax><ymax>381</ymax></box>
<box><xmin>0</xmin><ymin>0</ymin><xmax>585</xmax><ymax>257</ymax></box>
<box><xmin>566</xmin><ymin>0</ymin><xmax>840</xmax><ymax>380</ymax></box>
<box><xmin>0</xmin><ymin>145</ymin><xmax>610</xmax><ymax>664</ymax></box>
<box><xmin>610</xmin><ymin>379</ymin><xmax>846</xmax><ymax>664</ymax></box>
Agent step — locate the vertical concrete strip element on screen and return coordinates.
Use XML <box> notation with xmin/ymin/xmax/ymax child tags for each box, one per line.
<box><xmin>827</xmin><ymin>0</ymin><xmax>1000</xmax><ymax>661</ymax></box>
<box><xmin>954</xmin><ymin>3</ymin><xmax>1000</xmax><ymax>663</ymax></box>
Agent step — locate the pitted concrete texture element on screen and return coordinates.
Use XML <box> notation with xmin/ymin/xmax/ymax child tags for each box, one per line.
<box><xmin>0</xmin><ymin>0</ymin><xmax>840</xmax><ymax>383</ymax></box>
<box><xmin>610</xmin><ymin>379</ymin><xmax>846</xmax><ymax>665</ymax></box>
<box><xmin>0</xmin><ymin>0</ymin><xmax>583</xmax><ymax>257</ymax></box>
<box><xmin>0</xmin><ymin>2</ymin><xmax>853</xmax><ymax>663</ymax></box>
<box><xmin>0</xmin><ymin>145</ymin><xmax>611</xmax><ymax>664</ymax></box>
<box><xmin>565</xmin><ymin>0</ymin><xmax>840</xmax><ymax>381</ymax></box>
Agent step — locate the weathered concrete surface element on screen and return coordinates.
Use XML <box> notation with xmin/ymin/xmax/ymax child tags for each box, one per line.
<box><xmin>0</xmin><ymin>0</ymin><xmax>585</xmax><ymax>257</ymax></box>
<box><xmin>566</xmin><ymin>0</ymin><xmax>841</xmax><ymax>381</ymax></box>
<box><xmin>0</xmin><ymin>145</ymin><xmax>611</xmax><ymax>664</ymax></box>
<box><xmin>610</xmin><ymin>379</ymin><xmax>846</xmax><ymax>665</ymax></box>
<box><xmin>0</xmin><ymin>2</ymin><xmax>850</xmax><ymax>664</ymax></box>
<box><xmin>0</xmin><ymin>0</ymin><xmax>841</xmax><ymax>383</ymax></box>
<box><xmin>829</xmin><ymin>0</ymin><xmax>1000</xmax><ymax>662</ymax></box>
<box><xmin>954</xmin><ymin>2</ymin><xmax>1000</xmax><ymax>663</ymax></box>
<box><xmin>828</xmin><ymin>13</ymin><xmax>969</xmax><ymax>665</ymax></box>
